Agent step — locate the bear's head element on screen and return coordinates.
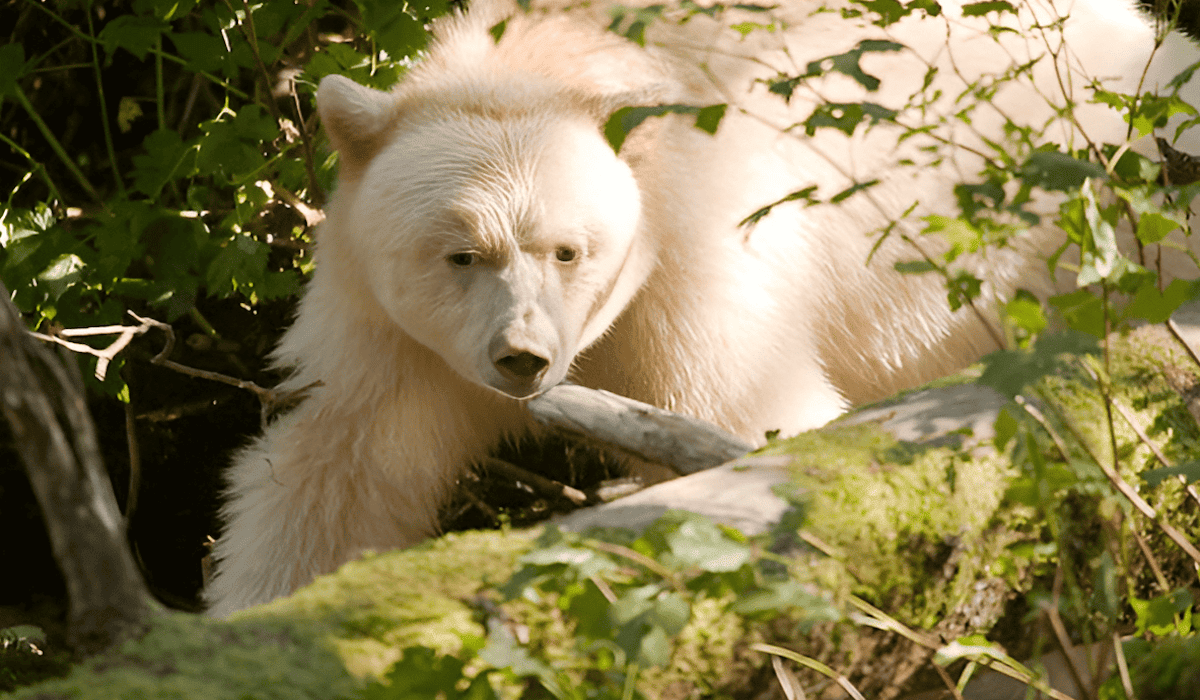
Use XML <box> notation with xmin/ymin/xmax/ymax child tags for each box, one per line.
<box><xmin>316</xmin><ymin>74</ymin><xmax>653</xmax><ymax>399</ymax></box>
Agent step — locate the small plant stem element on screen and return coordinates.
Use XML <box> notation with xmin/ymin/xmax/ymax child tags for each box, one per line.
<box><xmin>752</xmin><ymin>644</ymin><xmax>866</xmax><ymax>700</ymax></box>
<box><xmin>1112</xmin><ymin>633</ymin><xmax>1136</xmax><ymax>700</ymax></box>
<box><xmin>187</xmin><ymin>307</ymin><xmax>222</xmax><ymax>340</ymax></box>
<box><xmin>1048</xmin><ymin>365</ymin><xmax>1200</xmax><ymax>565</ymax></box>
<box><xmin>1109</xmin><ymin>393</ymin><xmax>1200</xmax><ymax>509</ymax></box>
<box><xmin>848</xmin><ymin>597</ymin><xmax>1080</xmax><ymax>700</ymax></box>
<box><xmin>20</xmin><ymin>0</ymin><xmax>249</xmax><ymax>99</ymax></box>
<box><xmin>155</xmin><ymin>35</ymin><xmax>166</xmax><ymax>132</ymax></box>
<box><xmin>582</xmin><ymin>539</ymin><xmax>685</xmax><ymax>592</ymax></box>
<box><xmin>85</xmin><ymin>8</ymin><xmax>126</xmax><ymax>197</ymax></box>
<box><xmin>0</xmin><ymin>133</ymin><xmax>67</xmax><ymax>205</ymax></box>
<box><xmin>12</xmin><ymin>85</ymin><xmax>102</xmax><ymax>202</ymax></box>
<box><xmin>1130</xmin><ymin>524</ymin><xmax>1170</xmax><ymax>592</ymax></box>
<box><xmin>480</xmin><ymin>457</ymin><xmax>587</xmax><ymax>504</ymax></box>
<box><xmin>122</xmin><ymin>369</ymin><xmax>141</xmax><ymax>523</ymax></box>
<box><xmin>234</xmin><ymin>0</ymin><xmax>286</xmax><ymax>123</ymax></box>
<box><xmin>931</xmin><ymin>662</ymin><xmax>965</xmax><ymax>700</ymax></box>
<box><xmin>1048</xmin><ymin>567</ymin><xmax>1097</xmax><ymax>700</ymax></box>
<box><xmin>291</xmin><ymin>85</ymin><xmax>324</xmax><ymax>205</ymax></box>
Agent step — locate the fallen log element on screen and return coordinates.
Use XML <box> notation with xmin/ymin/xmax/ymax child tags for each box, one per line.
<box><xmin>527</xmin><ymin>383</ymin><xmax>755</xmax><ymax>475</ymax></box>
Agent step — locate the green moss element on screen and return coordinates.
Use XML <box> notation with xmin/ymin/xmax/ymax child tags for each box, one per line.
<box><xmin>7</xmin><ymin>612</ymin><xmax>357</xmax><ymax>700</ymax></box>
<box><xmin>8</xmin><ymin>530</ymin><xmax>536</xmax><ymax>700</ymax></box>
<box><xmin>762</xmin><ymin>424</ymin><xmax>1017</xmax><ymax>628</ymax></box>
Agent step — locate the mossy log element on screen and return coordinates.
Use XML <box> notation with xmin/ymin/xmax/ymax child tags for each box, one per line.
<box><xmin>9</xmin><ymin>316</ymin><xmax>1200</xmax><ymax>700</ymax></box>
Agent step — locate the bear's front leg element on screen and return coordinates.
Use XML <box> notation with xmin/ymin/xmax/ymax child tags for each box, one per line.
<box><xmin>204</xmin><ymin>391</ymin><xmax>516</xmax><ymax>617</ymax></box>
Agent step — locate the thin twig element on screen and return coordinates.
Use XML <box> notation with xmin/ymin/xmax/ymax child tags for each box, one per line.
<box><xmin>1130</xmin><ymin>525</ymin><xmax>1170</xmax><ymax>593</ymax></box>
<box><xmin>29</xmin><ymin>318</ymin><xmax>152</xmax><ymax>381</ymax></box>
<box><xmin>1047</xmin><ymin>567</ymin><xmax>1097</xmax><ymax>700</ymax></box>
<box><xmin>1035</xmin><ymin>370</ymin><xmax>1200</xmax><ymax>567</ymax></box>
<box><xmin>1168</xmin><ymin>317</ymin><xmax>1200</xmax><ymax>368</ymax></box>
<box><xmin>1112</xmin><ymin>633</ymin><xmax>1136</xmax><ymax>700</ymax></box>
<box><xmin>584</xmin><ymin>539</ymin><xmax>686</xmax><ymax>592</ymax></box>
<box><xmin>931</xmin><ymin>661</ymin><xmax>966</xmax><ymax>700</ymax></box>
<box><xmin>480</xmin><ymin>457</ymin><xmax>588</xmax><ymax>505</ymax></box>
<box><xmin>1109</xmin><ymin>393</ymin><xmax>1200</xmax><ymax>508</ymax></box>
<box><xmin>123</xmin><ymin>377</ymin><xmax>141</xmax><ymax>523</ymax></box>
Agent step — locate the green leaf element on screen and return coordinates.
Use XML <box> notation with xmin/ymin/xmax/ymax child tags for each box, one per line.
<box><xmin>1049</xmin><ymin>289</ymin><xmax>1106</xmax><ymax>337</ymax></box>
<box><xmin>922</xmin><ymin>214</ymin><xmax>983</xmax><ymax>259</ymax></box>
<box><xmin>1004</xmin><ymin>292</ymin><xmax>1048</xmax><ymax>337</ymax></box>
<box><xmin>804</xmin><ymin>102</ymin><xmax>896</xmax><ymax>136</ymax></box>
<box><xmin>894</xmin><ymin>260</ymin><xmax>938</xmax><ymax>274</ymax></box>
<box><xmin>132</xmin><ymin>129</ymin><xmax>196</xmax><ymax>198</ymax></box>
<box><xmin>1142</xmin><ymin>461</ymin><xmax>1200</xmax><ymax>487</ymax></box>
<box><xmin>1135</xmin><ymin>212</ymin><xmax>1181</xmax><ymax>244</ymax></box>
<box><xmin>978</xmin><ymin>330</ymin><xmax>1100</xmax><ymax>398</ymax></box>
<box><xmin>694</xmin><ymin>103</ymin><xmax>728</xmax><ymax>134</ymax></box>
<box><xmin>992</xmin><ymin>406</ymin><xmax>1019</xmax><ymax>452</ymax></box>
<box><xmin>960</xmin><ymin>0</ymin><xmax>1015</xmax><ymax>16</ymax></box>
<box><xmin>1123</xmin><ymin>278</ymin><xmax>1198</xmax><ymax>324</ymax></box>
<box><xmin>0</xmin><ymin>42</ymin><xmax>26</xmax><ymax>100</ymax></box>
<box><xmin>829</xmin><ymin>178</ymin><xmax>880</xmax><ymax>203</ymax></box>
<box><xmin>1130</xmin><ymin>589</ymin><xmax>1194</xmax><ymax>636</ymax></box>
<box><xmin>98</xmin><ymin>16</ymin><xmax>169</xmax><ymax>61</ymax></box>
<box><xmin>488</xmin><ymin>20</ymin><xmax>507</xmax><ymax>42</ymax></box>
<box><xmin>37</xmin><ymin>253</ymin><xmax>85</xmax><ymax>302</ymax></box>
<box><xmin>1021</xmin><ymin>150</ymin><xmax>1106</xmax><ymax>192</ymax></box>
<box><xmin>665</xmin><ymin>513</ymin><xmax>750</xmax><ymax>572</ymax></box>
<box><xmin>170</xmin><ymin>31</ymin><xmax>228</xmax><ymax>74</ymax></box>
<box><xmin>603</xmin><ymin>104</ymin><xmax>717</xmax><ymax>152</ymax></box>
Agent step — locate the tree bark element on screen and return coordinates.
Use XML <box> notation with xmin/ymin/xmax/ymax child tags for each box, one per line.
<box><xmin>0</xmin><ymin>283</ymin><xmax>152</xmax><ymax>656</ymax></box>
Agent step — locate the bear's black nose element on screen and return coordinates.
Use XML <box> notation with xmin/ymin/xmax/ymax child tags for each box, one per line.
<box><xmin>495</xmin><ymin>351</ymin><xmax>549</xmax><ymax>379</ymax></box>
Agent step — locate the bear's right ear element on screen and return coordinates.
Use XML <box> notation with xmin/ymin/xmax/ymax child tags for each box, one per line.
<box><xmin>318</xmin><ymin>75</ymin><xmax>400</xmax><ymax>175</ymax></box>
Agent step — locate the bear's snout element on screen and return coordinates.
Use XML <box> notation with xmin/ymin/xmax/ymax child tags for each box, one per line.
<box><xmin>495</xmin><ymin>350</ymin><xmax>549</xmax><ymax>380</ymax></box>
<box><xmin>487</xmin><ymin>336</ymin><xmax>555</xmax><ymax>397</ymax></box>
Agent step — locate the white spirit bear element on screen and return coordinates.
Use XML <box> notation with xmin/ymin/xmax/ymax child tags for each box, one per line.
<box><xmin>206</xmin><ymin>0</ymin><xmax>1200</xmax><ymax>615</ymax></box>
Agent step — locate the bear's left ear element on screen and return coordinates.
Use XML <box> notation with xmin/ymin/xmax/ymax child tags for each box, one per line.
<box><xmin>318</xmin><ymin>75</ymin><xmax>400</xmax><ymax>176</ymax></box>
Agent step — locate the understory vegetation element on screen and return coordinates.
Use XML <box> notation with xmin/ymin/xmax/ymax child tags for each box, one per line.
<box><xmin>2</xmin><ymin>0</ymin><xmax>1200</xmax><ymax>698</ymax></box>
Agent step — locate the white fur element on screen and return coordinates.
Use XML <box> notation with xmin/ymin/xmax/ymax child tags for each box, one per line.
<box><xmin>206</xmin><ymin>0</ymin><xmax>1199</xmax><ymax>616</ymax></box>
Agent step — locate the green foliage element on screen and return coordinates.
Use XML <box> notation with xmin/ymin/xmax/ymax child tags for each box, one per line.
<box><xmin>0</xmin><ymin>0</ymin><xmax>449</xmax><ymax>394</ymax></box>
<box><xmin>355</xmin><ymin>509</ymin><xmax>835</xmax><ymax>700</ymax></box>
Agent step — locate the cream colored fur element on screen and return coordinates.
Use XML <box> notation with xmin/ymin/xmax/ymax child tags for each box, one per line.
<box><xmin>206</xmin><ymin>0</ymin><xmax>1200</xmax><ymax>616</ymax></box>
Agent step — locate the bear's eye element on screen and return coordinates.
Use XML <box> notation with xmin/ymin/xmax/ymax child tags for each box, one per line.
<box><xmin>447</xmin><ymin>252</ymin><xmax>477</xmax><ymax>268</ymax></box>
<box><xmin>555</xmin><ymin>246</ymin><xmax>579</xmax><ymax>263</ymax></box>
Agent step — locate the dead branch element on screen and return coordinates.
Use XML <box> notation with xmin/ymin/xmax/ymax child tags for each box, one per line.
<box><xmin>0</xmin><ymin>283</ymin><xmax>153</xmax><ymax>655</ymax></box>
<box><xmin>479</xmin><ymin>457</ymin><xmax>588</xmax><ymax>505</ymax></box>
<box><xmin>527</xmin><ymin>384</ymin><xmax>755</xmax><ymax>475</ymax></box>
